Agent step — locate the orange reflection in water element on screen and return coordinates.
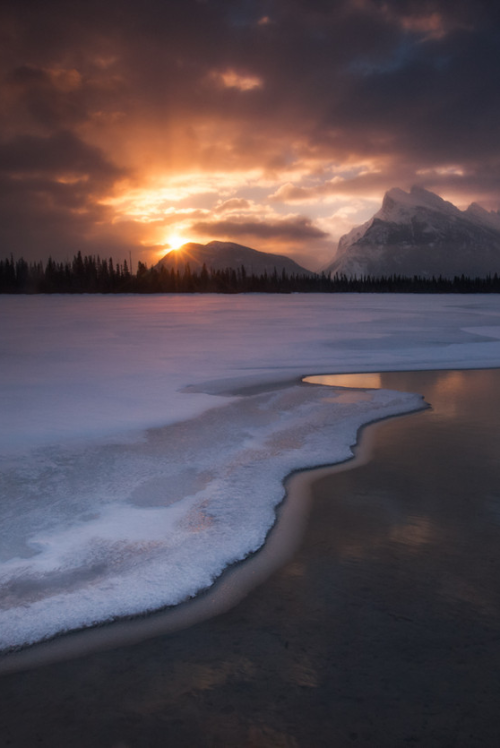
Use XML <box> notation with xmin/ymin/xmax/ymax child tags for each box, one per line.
<box><xmin>305</xmin><ymin>369</ymin><xmax>499</xmax><ymax>421</ymax></box>
<box><xmin>304</xmin><ymin>373</ymin><xmax>382</xmax><ymax>389</ymax></box>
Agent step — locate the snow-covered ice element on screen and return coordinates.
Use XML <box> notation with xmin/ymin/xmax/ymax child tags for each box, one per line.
<box><xmin>1</xmin><ymin>293</ymin><xmax>500</xmax><ymax>650</ymax></box>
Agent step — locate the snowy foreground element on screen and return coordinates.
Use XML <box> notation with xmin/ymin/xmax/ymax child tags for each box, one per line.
<box><xmin>2</xmin><ymin>294</ymin><xmax>500</xmax><ymax>651</ymax></box>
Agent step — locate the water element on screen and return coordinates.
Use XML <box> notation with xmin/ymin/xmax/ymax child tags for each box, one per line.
<box><xmin>1</xmin><ymin>369</ymin><xmax>500</xmax><ymax>747</ymax></box>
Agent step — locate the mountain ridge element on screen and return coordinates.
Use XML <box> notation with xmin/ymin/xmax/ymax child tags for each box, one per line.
<box><xmin>325</xmin><ymin>187</ymin><xmax>500</xmax><ymax>279</ymax></box>
<box><xmin>155</xmin><ymin>240</ymin><xmax>314</xmax><ymax>276</ymax></box>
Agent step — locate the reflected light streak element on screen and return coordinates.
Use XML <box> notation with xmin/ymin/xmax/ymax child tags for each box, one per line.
<box><xmin>304</xmin><ymin>373</ymin><xmax>382</xmax><ymax>389</ymax></box>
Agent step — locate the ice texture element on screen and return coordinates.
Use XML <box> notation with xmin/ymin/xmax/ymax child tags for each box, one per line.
<box><xmin>1</xmin><ymin>293</ymin><xmax>500</xmax><ymax>650</ymax></box>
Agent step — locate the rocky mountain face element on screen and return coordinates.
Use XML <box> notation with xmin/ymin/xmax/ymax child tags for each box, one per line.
<box><xmin>155</xmin><ymin>241</ymin><xmax>313</xmax><ymax>276</ymax></box>
<box><xmin>324</xmin><ymin>187</ymin><xmax>500</xmax><ymax>279</ymax></box>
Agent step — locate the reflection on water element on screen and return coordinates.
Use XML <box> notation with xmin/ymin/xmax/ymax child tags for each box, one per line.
<box><xmin>310</xmin><ymin>368</ymin><xmax>500</xmax><ymax>615</ymax></box>
<box><xmin>2</xmin><ymin>369</ymin><xmax>500</xmax><ymax>747</ymax></box>
<box><xmin>305</xmin><ymin>372</ymin><xmax>382</xmax><ymax>389</ymax></box>
<box><xmin>307</xmin><ymin>367</ymin><xmax>500</xmax><ymax>424</ymax></box>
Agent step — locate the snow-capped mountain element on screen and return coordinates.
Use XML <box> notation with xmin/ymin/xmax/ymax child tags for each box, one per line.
<box><xmin>156</xmin><ymin>240</ymin><xmax>313</xmax><ymax>276</ymax></box>
<box><xmin>324</xmin><ymin>187</ymin><xmax>500</xmax><ymax>279</ymax></box>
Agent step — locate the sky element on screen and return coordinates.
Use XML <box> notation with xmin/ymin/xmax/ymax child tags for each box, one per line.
<box><xmin>1</xmin><ymin>0</ymin><xmax>499</xmax><ymax>271</ymax></box>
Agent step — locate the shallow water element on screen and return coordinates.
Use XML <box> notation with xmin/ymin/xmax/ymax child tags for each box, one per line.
<box><xmin>1</xmin><ymin>369</ymin><xmax>500</xmax><ymax>747</ymax></box>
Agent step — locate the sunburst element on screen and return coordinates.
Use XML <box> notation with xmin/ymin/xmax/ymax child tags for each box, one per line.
<box><xmin>168</xmin><ymin>233</ymin><xmax>186</xmax><ymax>250</ymax></box>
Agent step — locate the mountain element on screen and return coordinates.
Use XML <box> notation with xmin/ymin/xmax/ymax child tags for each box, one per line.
<box><xmin>155</xmin><ymin>241</ymin><xmax>314</xmax><ymax>276</ymax></box>
<box><xmin>324</xmin><ymin>186</ymin><xmax>500</xmax><ymax>279</ymax></box>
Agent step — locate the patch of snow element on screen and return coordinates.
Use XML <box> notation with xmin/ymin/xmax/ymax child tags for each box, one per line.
<box><xmin>465</xmin><ymin>203</ymin><xmax>500</xmax><ymax>233</ymax></box>
<box><xmin>378</xmin><ymin>186</ymin><xmax>461</xmax><ymax>225</ymax></box>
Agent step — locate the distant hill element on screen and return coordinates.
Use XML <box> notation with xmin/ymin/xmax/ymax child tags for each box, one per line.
<box><xmin>324</xmin><ymin>187</ymin><xmax>500</xmax><ymax>279</ymax></box>
<box><xmin>155</xmin><ymin>240</ymin><xmax>314</xmax><ymax>276</ymax></box>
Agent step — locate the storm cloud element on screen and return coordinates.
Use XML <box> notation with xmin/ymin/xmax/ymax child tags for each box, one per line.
<box><xmin>191</xmin><ymin>216</ymin><xmax>329</xmax><ymax>242</ymax></box>
<box><xmin>1</xmin><ymin>0</ymin><xmax>499</xmax><ymax>267</ymax></box>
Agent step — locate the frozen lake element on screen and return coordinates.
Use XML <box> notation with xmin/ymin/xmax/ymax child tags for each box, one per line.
<box><xmin>1</xmin><ymin>294</ymin><xmax>500</xmax><ymax>651</ymax></box>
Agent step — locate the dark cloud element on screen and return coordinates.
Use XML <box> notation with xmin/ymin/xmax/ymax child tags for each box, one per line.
<box><xmin>0</xmin><ymin>131</ymin><xmax>124</xmax><ymax>181</ymax></box>
<box><xmin>191</xmin><ymin>216</ymin><xmax>328</xmax><ymax>242</ymax></box>
<box><xmin>0</xmin><ymin>130</ymin><xmax>128</xmax><ymax>260</ymax></box>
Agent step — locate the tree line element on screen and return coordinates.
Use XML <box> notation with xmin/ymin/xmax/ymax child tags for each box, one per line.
<box><xmin>1</xmin><ymin>252</ymin><xmax>500</xmax><ymax>294</ymax></box>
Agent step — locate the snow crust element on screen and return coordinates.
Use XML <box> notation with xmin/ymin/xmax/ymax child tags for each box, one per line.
<box><xmin>2</xmin><ymin>293</ymin><xmax>500</xmax><ymax>650</ymax></box>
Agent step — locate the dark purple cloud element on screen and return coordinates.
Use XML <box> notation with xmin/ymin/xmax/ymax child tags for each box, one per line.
<box><xmin>0</xmin><ymin>131</ymin><xmax>124</xmax><ymax>181</ymax></box>
<box><xmin>191</xmin><ymin>216</ymin><xmax>328</xmax><ymax>242</ymax></box>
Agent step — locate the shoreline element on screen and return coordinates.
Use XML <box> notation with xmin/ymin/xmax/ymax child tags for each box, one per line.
<box><xmin>0</xmin><ymin>380</ymin><xmax>427</xmax><ymax>674</ymax></box>
<box><xmin>4</xmin><ymin>365</ymin><xmax>499</xmax><ymax>672</ymax></box>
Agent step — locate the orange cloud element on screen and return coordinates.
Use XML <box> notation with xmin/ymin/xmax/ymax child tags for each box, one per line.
<box><xmin>214</xmin><ymin>198</ymin><xmax>252</xmax><ymax>213</ymax></box>
<box><xmin>209</xmin><ymin>69</ymin><xmax>263</xmax><ymax>91</ymax></box>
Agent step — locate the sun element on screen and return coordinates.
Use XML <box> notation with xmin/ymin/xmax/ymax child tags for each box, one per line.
<box><xmin>168</xmin><ymin>233</ymin><xmax>186</xmax><ymax>250</ymax></box>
